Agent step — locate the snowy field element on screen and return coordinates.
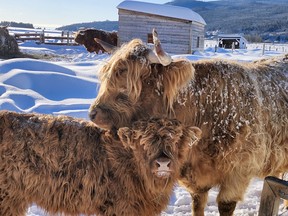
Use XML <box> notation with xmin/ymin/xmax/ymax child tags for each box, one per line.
<box><xmin>0</xmin><ymin>41</ymin><xmax>288</xmax><ymax>216</ymax></box>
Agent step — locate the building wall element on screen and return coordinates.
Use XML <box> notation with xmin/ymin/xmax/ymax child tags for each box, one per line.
<box><xmin>118</xmin><ymin>9</ymin><xmax>205</xmax><ymax>54</ymax></box>
<box><xmin>191</xmin><ymin>22</ymin><xmax>205</xmax><ymax>52</ymax></box>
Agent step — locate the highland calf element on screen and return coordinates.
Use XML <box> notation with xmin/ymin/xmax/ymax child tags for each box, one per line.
<box><xmin>0</xmin><ymin>110</ymin><xmax>201</xmax><ymax>216</ymax></box>
<box><xmin>74</xmin><ymin>28</ymin><xmax>117</xmax><ymax>53</ymax></box>
<box><xmin>89</xmin><ymin>29</ymin><xmax>288</xmax><ymax>215</ymax></box>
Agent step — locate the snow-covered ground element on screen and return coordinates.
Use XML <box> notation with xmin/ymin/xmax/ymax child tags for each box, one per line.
<box><xmin>0</xmin><ymin>41</ymin><xmax>287</xmax><ymax>216</ymax></box>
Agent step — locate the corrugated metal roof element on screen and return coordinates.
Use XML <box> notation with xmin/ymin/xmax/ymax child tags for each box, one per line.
<box><xmin>117</xmin><ymin>1</ymin><xmax>206</xmax><ymax>25</ymax></box>
<box><xmin>218</xmin><ymin>34</ymin><xmax>244</xmax><ymax>38</ymax></box>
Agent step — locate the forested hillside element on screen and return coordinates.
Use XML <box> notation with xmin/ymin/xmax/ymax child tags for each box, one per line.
<box><xmin>168</xmin><ymin>0</ymin><xmax>288</xmax><ymax>42</ymax></box>
<box><xmin>0</xmin><ymin>21</ymin><xmax>34</xmax><ymax>29</ymax></box>
<box><xmin>56</xmin><ymin>21</ymin><xmax>118</xmax><ymax>32</ymax></box>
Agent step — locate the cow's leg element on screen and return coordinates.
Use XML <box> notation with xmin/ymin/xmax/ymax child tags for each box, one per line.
<box><xmin>216</xmin><ymin>174</ymin><xmax>250</xmax><ymax>216</ymax></box>
<box><xmin>190</xmin><ymin>190</ymin><xmax>209</xmax><ymax>216</ymax></box>
<box><xmin>218</xmin><ymin>201</ymin><xmax>237</xmax><ymax>216</ymax></box>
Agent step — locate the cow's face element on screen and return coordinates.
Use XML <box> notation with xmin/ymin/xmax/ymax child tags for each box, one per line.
<box><xmin>118</xmin><ymin>117</ymin><xmax>201</xmax><ymax>188</ymax></box>
<box><xmin>74</xmin><ymin>30</ymin><xmax>86</xmax><ymax>44</ymax></box>
<box><xmin>0</xmin><ymin>26</ymin><xmax>9</xmax><ymax>35</ymax></box>
<box><xmin>89</xmin><ymin>39</ymin><xmax>162</xmax><ymax>130</ymax></box>
<box><xmin>74</xmin><ymin>30</ymin><xmax>102</xmax><ymax>53</ymax></box>
<box><xmin>89</xmin><ymin>37</ymin><xmax>193</xmax><ymax>131</ymax></box>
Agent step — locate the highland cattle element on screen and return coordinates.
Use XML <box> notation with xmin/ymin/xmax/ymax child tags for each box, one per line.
<box><xmin>74</xmin><ymin>28</ymin><xmax>117</xmax><ymax>53</ymax></box>
<box><xmin>89</xmin><ymin>29</ymin><xmax>288</xmax><ymax>215</ymax></box>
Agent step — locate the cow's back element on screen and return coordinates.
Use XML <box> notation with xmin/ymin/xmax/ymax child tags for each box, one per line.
<box><xmin>177</xmin><ymin>56</ymin><xmax>288</xmax><ymax>175</ymax></box>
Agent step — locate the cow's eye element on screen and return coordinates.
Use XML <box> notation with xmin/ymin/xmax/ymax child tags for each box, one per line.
<box><xmin>116</xmin><ymin>69</ymin><xmax>127</xmax><ymax>77</ymax></box>
<box><xmin>116</xmin><ymin>93</ymin><xmax>129</xmax><ymax>102</ymax></box>
<box><xmin>146</xmin><ymin>79</ymin><xmax>153</xmax><ymax>86</ymax></box>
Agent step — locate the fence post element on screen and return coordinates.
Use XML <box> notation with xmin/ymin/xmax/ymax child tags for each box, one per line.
<box><xmin>67</xmin><ymin>32</ymin><xmax>70</xmax><ymax>45</ymax></box>
<box><xmin>258</xmin><ymin>176</ymin><xmax>288</xmax><ymax>216</ymax></box>
<box><xmin>40</xmin><ymin>29</ymin><xmax>45</xmax><ymax>43</ymax></box>
<box><xmin>262</xmin><ymin>43</ymin><xmax>265</xmax><ymax>55</ymax></box>
<box><xmin>61</xmin><ymin>31</ymin><xmax>64</xmax><ymax>43</ymax></box>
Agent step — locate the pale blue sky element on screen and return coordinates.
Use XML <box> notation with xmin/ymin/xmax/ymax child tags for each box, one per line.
<box><xmin>0</xmin><ymin>0</ymin><xmax>175</xmax><ymax>28</ymax></box>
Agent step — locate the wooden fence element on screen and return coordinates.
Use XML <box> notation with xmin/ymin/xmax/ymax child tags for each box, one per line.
<box><xmin>258</xmin><ymin>176</ymin><xmax>288</xmax><ymax>216</ymax></box>
<box><xmin>14</xmin><ymin>31</ymin><xmax>78</xmax><ymax>46</ymax></box>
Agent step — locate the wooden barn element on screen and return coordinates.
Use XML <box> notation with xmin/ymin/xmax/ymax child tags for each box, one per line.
<box><xmin>218</xmin><ymin>34</ymin><xmax>248</xmax><ymax>49</ymax></box>
<box><xmin>117</xmin><ymin>1</ymin><xmax>206</xmax><ymax>54</ymax></box>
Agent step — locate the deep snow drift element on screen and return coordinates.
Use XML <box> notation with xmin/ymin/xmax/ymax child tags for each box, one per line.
<box><xmin>1</xmin><ymin>41</ymin><xmax>288</xmax><ymax>216</ymax></box>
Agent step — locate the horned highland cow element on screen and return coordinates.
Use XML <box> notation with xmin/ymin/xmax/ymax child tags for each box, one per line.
<box><xmin>74</xmin><ymin>28</ymin><xmax>117</xmax><ymax>54</ymax></box>
<box><xmin>89</xmin><ymin>29</ymin><xmax>288</xmax><ymax>215</ymax></box>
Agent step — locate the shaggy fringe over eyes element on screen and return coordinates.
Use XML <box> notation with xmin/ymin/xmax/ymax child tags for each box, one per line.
<box><xmin>160</xmin><ymin>60</ymin><xmax>195</xmax><ymax>113</ymax></box>
<box><xmin>98</xmin><ymin>39</ymin><xmax>151</xmax><ymax>104</ymax></box>
<box><xmin>98</xmin><ymin>39</ymin><xmax>195</xmax><ymax>112</ymax></box>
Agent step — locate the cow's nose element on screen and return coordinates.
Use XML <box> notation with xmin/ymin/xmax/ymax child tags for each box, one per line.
<box><xmin>156</xmin><ymin>157</ymin><xmax>171</xmax><ymax>169</ymax></box>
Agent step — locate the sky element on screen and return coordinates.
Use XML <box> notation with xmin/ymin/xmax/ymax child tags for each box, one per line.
<box><xmin>0</xmin><ymin>0</ymin><xmax>216</xmax><ymax>29</ymax></box>
<box><xmin>0</xmin><ymin>0</ymin><xmax>172</xmax><ymax>29</ymax></box>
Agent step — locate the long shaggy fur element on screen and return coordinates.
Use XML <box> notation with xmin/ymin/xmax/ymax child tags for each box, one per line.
<box><xmin>89</xmin><ymin>38</ymin><xmax>288</xmax><ymax>215</ymax></box>
<box><xmin>0</xmin><ymin>110</ymin><xmax>200</xmax><ymax>216</ymax></box>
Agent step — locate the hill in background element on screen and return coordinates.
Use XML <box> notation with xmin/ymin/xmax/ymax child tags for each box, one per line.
<box><xmin>56</xmin><ymin>21</ymin><xmax>118</xmax><ymax>32</ymax></box>
<box><xmin>168</xmin><ymin>0</ymin><xmax>288</xmax><ymax>42</ymax></box>
<box><xmin>0</xmin><ymin>21</ymin><xmax>34</xmax><ymax>29</ymax></box>
<box><xmin>56</xmin><ymin>0</ymin><xmax>287</xmax><ymax>42</ymax></box>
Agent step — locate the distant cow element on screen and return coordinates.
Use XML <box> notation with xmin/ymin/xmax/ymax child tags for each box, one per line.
<box><xmin>74</xmin><ymin>28</ymin><xmax>117</xmax><ymax>53</ymax></box>
<box><xmin>0</xmin><ymin>26</ymin><xmax>19</xmax><ymax>56</ymax></box>
<box><xmin>89</xmin><ymin>29</ymin><xmax>288</xmax><ymax>215</ymax></box>
<box><xmin>0</xmin><ymin>111</ymin><xmax>201</xmax><ymax>216</ymax></box>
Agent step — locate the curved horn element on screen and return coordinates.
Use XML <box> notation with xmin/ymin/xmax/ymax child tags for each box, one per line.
<box><xmin>146</xmin><ymin>28</ymin><xmax>172</xmax><ymax>66</ymax></box>
<box><xmin>94</xmin><ymin>38</ymin><xmax>116</xmax><ymax>54</ymax></box>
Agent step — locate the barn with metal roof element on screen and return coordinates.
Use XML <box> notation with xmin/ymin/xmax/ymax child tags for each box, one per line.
<box><xmin>117</xmin><ymin>1</ymin><xmax>206</xmax><ymax>54</ymax></box>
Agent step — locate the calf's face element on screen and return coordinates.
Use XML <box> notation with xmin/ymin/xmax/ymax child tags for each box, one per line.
<box><xmin>118</xmin><ymin>118</ymin><xmax>201</xmax><ymax>185</ymax></box>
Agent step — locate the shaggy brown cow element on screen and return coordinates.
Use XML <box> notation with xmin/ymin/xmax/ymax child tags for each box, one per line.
<box><xmin>0</xmin><ymin>26</ymin><xmax>19</xmax><ymax>56</ymax></box>
<box><xmin>89</xmin><ymin>30</ymin><xmax>288</xmax><ymax>215</ymax></box>
<box><xmin>74</xmin><ymin>28</ymin><xmax>117</xmax><ymax>53</ymax></box>
<box><xmin>0</xmin><ymin>110</ymin><xmax>201</xmax><ymax>216</ymax></box>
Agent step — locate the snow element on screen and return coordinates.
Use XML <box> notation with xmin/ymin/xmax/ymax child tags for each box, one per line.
<box><xmin>117</xmin><ymin>1</ymin><xmax>206</xmax><ymax>25</ymax></box>
<box><xmin>1</xmin><ymin>40</ymin><xmax>288</xmax><ymax>215</ymax></box>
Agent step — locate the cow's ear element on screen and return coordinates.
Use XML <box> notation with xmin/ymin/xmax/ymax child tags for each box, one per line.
<box><xmin>118</xmin><ymin>127</ymin><xmax>134</xmax><ymax>149</ymax></box>
<box><xmin>183</xmin><ymin>126</ymin><xmax>202</xmax><ymax>147</ymax></box>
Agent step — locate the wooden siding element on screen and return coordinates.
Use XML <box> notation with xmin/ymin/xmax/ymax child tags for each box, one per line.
<box><xmin>191</xmin><ymin>22</ymin><xmax>205</xmax><ymax>52</ymax></box>
<box><xmin>118</xmin><ymin>9</ymin><xmax>205</xmax><ymax>54</ymax></box>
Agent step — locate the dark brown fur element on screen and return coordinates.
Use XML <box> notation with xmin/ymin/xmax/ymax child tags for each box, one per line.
<box><xmin>89</xmin><ymin>39</ymin><xmax>288</xmax><ymax>215</ymax></box>
<box><xmin>74</xmin><ymin>28</ymin><xmax>117</xmax><ymax>53</ymax></box>
<box><xmin>0</xmin><ymin>26</ymin><xmax>19</xmax><ymax>57</ymax></box>
<box><xmin>0</xmin><ymin>110</ymin><xmax>201</xmax><ymax>216</ymax></box>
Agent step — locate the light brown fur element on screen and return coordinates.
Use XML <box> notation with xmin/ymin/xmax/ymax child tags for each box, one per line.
<box><xmin>0</xmin><ymin>110</ymin><xmax>201</xmax><ymax>216</ymax></box>
<box><xmin>89</xmin><ymin>39</ymin><xmax>288</xmax><ymax>215</ymax></box>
